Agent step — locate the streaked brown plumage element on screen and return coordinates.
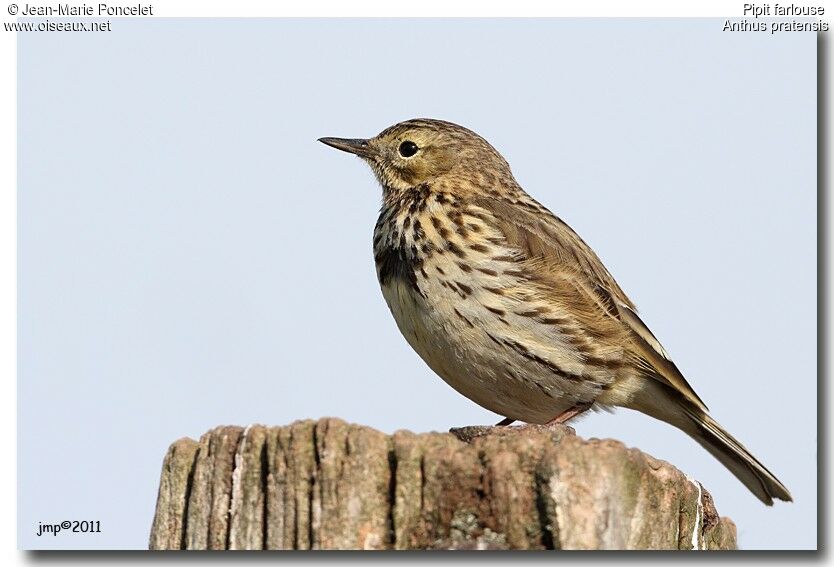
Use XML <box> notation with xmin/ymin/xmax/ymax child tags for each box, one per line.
<box><xmin>319</xmin><ymin>118</ymin><xmax>791</xmax><ymax>505</ymax></box>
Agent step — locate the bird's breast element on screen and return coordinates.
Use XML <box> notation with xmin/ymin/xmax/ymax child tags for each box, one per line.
<box><xmin>371</xmin><ymin>191</ymin><xmax>609</xmax><ymax>422</ymax></box>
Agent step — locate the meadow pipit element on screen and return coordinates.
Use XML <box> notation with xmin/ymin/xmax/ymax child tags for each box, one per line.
<box><xmin>319</xmin><ymin>119</ymin><xmax>791</xmax><ymax>505</ymax></box>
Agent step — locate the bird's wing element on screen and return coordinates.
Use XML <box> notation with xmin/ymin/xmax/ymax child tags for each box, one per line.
<box><xmin>470</xmin><ymin>195</ymin><xmax>708</xmax><ymax>412</ymax></box>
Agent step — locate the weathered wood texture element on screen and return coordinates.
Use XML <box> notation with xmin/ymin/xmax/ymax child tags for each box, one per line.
<box><xmin>149</xmin><ymin>418</ymin><xmax>736</xmax><ymax>550</ymax></box>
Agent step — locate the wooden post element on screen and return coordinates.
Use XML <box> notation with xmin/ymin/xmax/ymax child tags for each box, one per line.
<box><xmin>149</xmin><ymin>418</ymin><xmax>737</xmax><ymax>550</ymax></box>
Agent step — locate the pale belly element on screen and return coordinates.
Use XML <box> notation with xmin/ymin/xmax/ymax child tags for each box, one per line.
<box><xmin>379</xmin><ymin>276</ymin><xmax>600</xmax><ymax>424</ymax></box>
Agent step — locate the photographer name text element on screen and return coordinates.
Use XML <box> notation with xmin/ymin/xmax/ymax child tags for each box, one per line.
<box><xmin>19</xmin><ymin>3</ymin><xmax>152</xmax><ymax>16</ymax></box>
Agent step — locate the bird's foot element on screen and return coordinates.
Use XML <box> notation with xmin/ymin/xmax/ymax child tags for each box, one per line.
<box><xmin>545</xmin><ymin>401</ymin><xmax>594</xmax><ymax>425</ymax></box>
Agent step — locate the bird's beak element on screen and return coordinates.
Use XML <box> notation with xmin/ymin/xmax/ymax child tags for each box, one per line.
<box><xmin>318</xmin><ymin>137</ymin><xmax>373</xmax><ymax>158</ymax></box>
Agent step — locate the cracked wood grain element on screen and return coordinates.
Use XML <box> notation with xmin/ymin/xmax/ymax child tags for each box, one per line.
<box><xmin>149</xmin><ymin>418</ymin><xmax>737</xmax><ymax>550</ymax></box>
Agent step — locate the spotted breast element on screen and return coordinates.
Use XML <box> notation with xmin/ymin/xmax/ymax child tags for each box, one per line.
<box><xmin>372</xmin><ymin>183</ymin><xmax>621</xmax><ymax>424</ymax></box>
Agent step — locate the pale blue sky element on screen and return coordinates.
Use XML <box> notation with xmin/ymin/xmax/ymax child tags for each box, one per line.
<box><xmin>18</xmin><ymin>19</ymin><xmax>816</xmax><ymax>550</ymax></box>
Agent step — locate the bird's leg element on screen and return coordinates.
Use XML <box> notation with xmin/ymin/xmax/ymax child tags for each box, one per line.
<box><xmin>495</xmin><ymin>417</ymin><xmax>515</xmax><ymax>426</ymax></box>
<box><xmin>545</xmin><ymin>401</ymin><xmax>594</xmax><ymax>425</ymax></box>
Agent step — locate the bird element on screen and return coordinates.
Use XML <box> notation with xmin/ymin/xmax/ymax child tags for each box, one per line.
<box><xmin>319</xmin><ymin>118</ymin><xmax>792</xmax><ymax>505</ymax></box>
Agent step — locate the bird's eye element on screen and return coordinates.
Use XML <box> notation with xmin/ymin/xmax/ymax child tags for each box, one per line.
<box><xmin>398</xmin><ymin>141</ymin><xmax>419</xmax><ymax>158</ymax></box>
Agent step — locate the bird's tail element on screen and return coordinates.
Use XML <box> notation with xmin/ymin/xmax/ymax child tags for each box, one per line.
<box><xmin>625</xmin><ymin>382</ymin><xmax>792</xmax><ymax>505</ymax></box>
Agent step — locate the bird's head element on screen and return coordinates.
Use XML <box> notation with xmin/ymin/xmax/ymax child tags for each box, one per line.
<box><xmin>319</xmin><ymin>118</ymin><xmax>513</xmax><ymax>198</ymax></box>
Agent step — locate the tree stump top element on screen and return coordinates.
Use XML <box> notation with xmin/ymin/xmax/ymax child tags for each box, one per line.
<box><xmin>149</xmin><ymin>418</ymin><xmax>736</xmax><ymax>550</ymax></box>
